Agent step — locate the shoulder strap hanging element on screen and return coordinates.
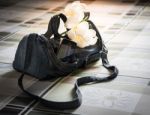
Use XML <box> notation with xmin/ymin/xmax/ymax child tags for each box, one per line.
<box><xmin>18</xmin><ymin>50</ymin><xmax>118</xmax><ymax>110</ymax></box>
<box><xmin>18</xmin><ymin>18</ymin><xmax>118</xmax><ymax>110</ymax></box>
<box><xmin>18</xmin><ymin>40</ymin><xmax>118</xmax><ymax>110</ymax></box>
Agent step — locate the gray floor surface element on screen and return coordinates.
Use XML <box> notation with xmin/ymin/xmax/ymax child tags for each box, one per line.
<box><xmin>0</xmin><ymin>0</ymin><xmax>150</xmax><ymax>115</ymax></box>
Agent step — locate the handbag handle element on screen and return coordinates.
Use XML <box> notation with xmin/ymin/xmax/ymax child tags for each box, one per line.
<box><xmin>43</xmin><ymin>12</ymin><xmax>90</xmax><ymax>39</ymax></box>
<box><xmin>44</xmin><ymin>13</ymin><xmax>67</xmax><ymax>39</ymax></box>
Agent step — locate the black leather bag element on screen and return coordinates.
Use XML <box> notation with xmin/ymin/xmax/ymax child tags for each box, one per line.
<box><xmin>13</xmin><ymin>13</ymin><xmax>118</xmax><ymax>110</ymax></box>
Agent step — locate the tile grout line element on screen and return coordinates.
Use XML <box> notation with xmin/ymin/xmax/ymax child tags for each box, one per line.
<box><xmin>0</xmin><ymin>0</ymin><xmax>68</xmax><ymax>42</ymax></box>
<box><xmin>105</xmin><ymin>0</ymin><xmax>147</xmax><ymax>45</ymax></box>
<box><xmin>18</xmin><ymin>78</ymin><xmax>63</xmax><ymax>115</ymax></box>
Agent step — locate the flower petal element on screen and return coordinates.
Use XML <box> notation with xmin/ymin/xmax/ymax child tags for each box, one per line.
<box><xmin>64</xmin><ymin>1</ymin><xmax>85</xmax><ymax>28</ymax></box>
<box><xmin>76</xmin><ymin>21</ymin><xmax>89</xmax><ymax>35</ymax></box>
<box><xmin>67</xmin><ymin>29</ymin><xmax>76</xmax><ymax>41</ymax></box>
<box><xmin>67</xmin><ymin>22</ymin><xmax>98</xmax><ymax>48</ymax></box>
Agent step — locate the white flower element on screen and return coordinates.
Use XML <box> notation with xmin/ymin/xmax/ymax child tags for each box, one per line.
<box><xmin>67</xmin><ymin>21</ymin><xmax>98</xmax><ymax>48</ymax></box>
<box><xmin>64</xmin><ymin>1</ymin><xmax>86</xmax><ymax>28</ymax></box>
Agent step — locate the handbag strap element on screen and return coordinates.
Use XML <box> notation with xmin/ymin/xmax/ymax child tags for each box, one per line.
<box><xmin>18</xmin><ymin>43</ymin><xmax>118</xmax><ymax>110</ymax></box>
<box><xmin>18</xmin><ymin>50</ymin><xmax>118</xmax><ymax>110</ymax></box>
<box><xmin>18</xmin><ymin>18</ymin><xmax>118</xmax><ymax>110</ymax></box>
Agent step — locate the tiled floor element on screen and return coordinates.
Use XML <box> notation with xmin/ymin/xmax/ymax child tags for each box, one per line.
<box><xmin>0</xmin><ymin>0</ymin><xmax>150</xmax><ymax>115</ymax></box>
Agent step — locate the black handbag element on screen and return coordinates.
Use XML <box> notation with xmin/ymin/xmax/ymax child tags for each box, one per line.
<box><xmin>13</xmin><ymin>13</ymin><xmax>118</xmax><ymax>110</ymax></box>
